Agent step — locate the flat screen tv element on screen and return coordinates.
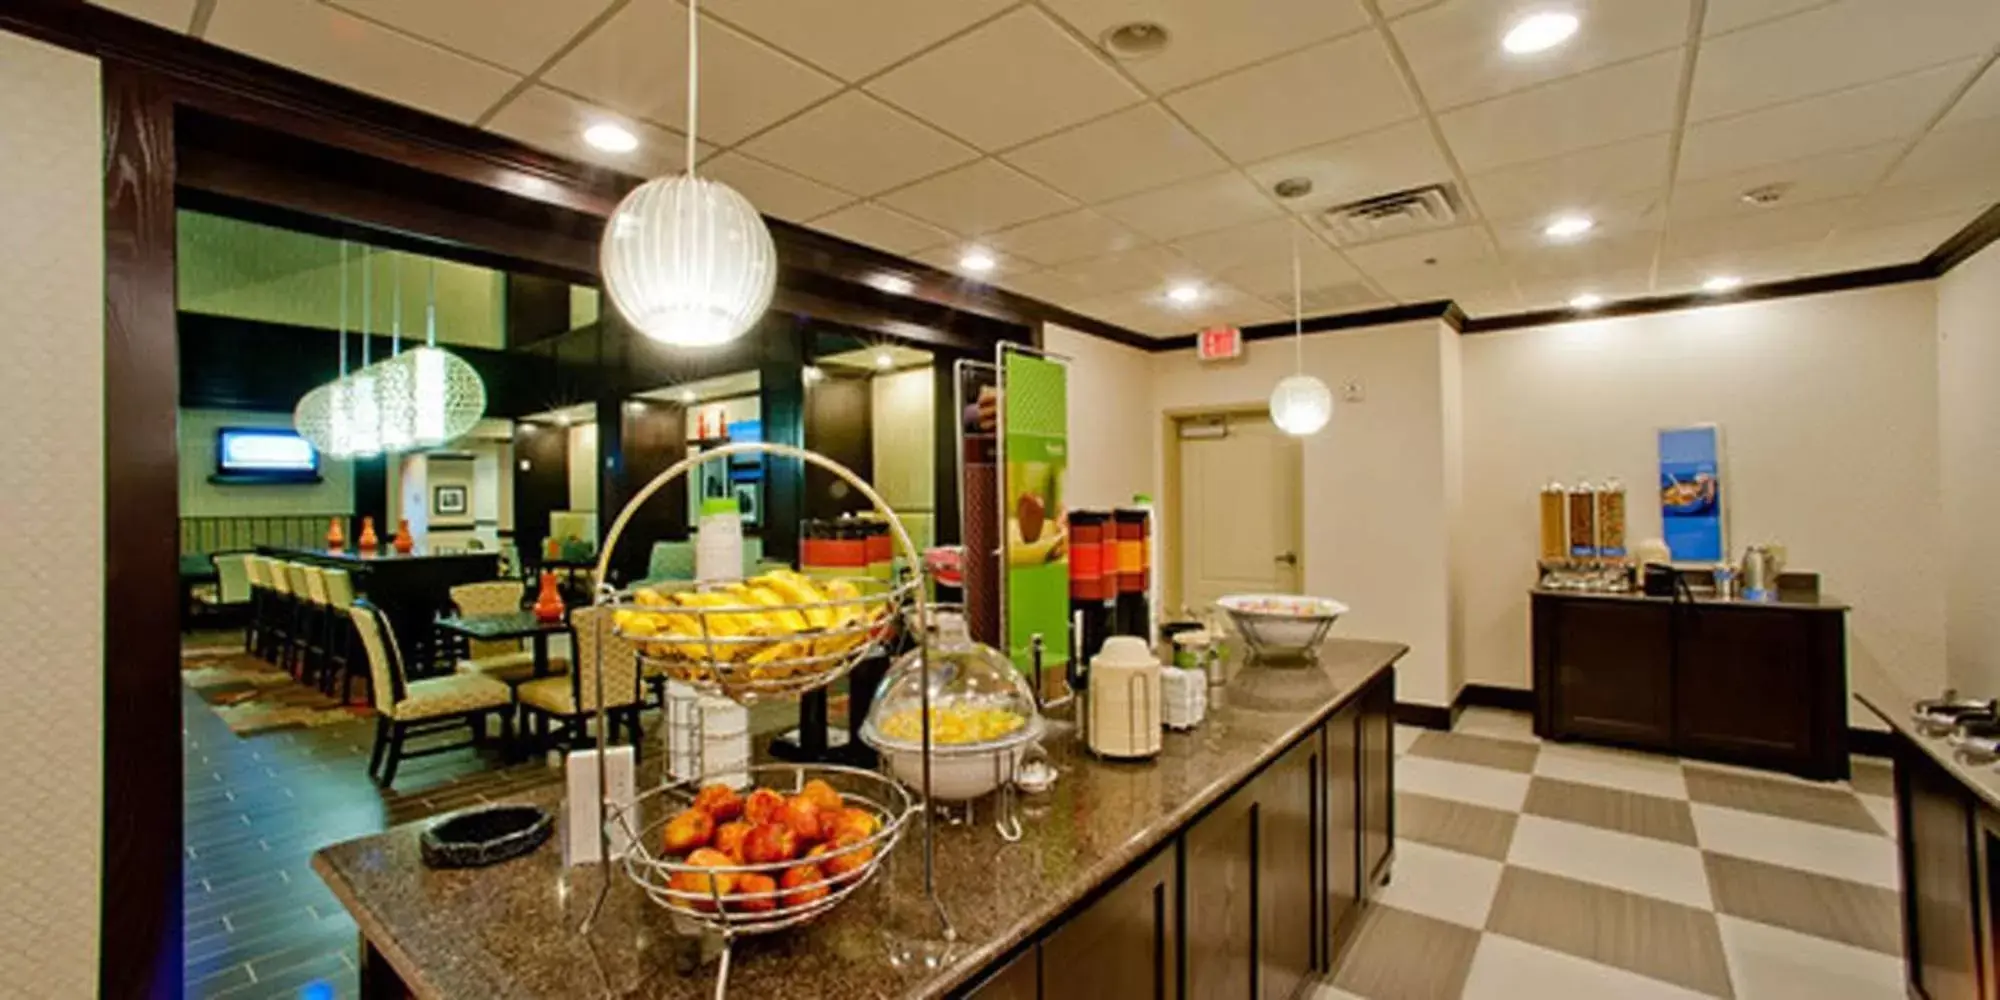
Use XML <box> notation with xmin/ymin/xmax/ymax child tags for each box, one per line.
<box><xmin>212</xmin><ymin>427</ymin><xmax>321</xmax><ymax>484</ymax></box>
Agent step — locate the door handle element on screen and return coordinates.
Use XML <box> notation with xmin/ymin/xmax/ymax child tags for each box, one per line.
<box><xmin>1274</xmin><ymin>552</ymin><xmax>1298</xmax><ymax>566</ymax></box>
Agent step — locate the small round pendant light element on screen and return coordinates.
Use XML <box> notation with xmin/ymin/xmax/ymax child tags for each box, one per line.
<box><xmin>600</xmin><ymin>0</ymin><xmax>776</xmax><ymax>348</ymax></box>
<box><xmin>1269</xmin><ymin>223</ymin><xmax>1332</xmax><ymax>437</ymax></box>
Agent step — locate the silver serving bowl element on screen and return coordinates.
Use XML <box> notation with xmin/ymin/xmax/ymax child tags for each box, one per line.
<box><xmin>1217</xmin><ymin>594</ymin><xmax>1348</xmax><ymax>659</ymax></box>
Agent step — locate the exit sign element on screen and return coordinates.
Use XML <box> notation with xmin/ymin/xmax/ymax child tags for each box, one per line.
<box><xmin>1198</xmin><ymin>325</ymin><xmax>1242</xmax><ymax>362</ymax></box>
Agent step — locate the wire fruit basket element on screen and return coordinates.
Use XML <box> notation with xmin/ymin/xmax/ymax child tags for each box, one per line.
<box><xmin>609</xmin><ymin>763</ymin><xmax>917</xmax><ymax>934</ymax></box>
<box><xmin>606</xmin><ymin>571</ymin><xmax>913</xmax><ymax>703</ymax></box>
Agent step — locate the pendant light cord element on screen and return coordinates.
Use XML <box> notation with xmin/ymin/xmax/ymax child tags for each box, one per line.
<box><xmin>686</xmin><ymin>0</ymin><xmax>699</xmax><ymax>177</ymax></box>
<box><xmin>426</xmin><ymin>260</ymin><xmax>438</xmax><ymax>347</ymax></box>
<box><xmin>337</xmin><ymin>241</ymin><xmax>349</xmax><ymax>376</ymax></box>
<box><xmin>1291</xmin><ymin>225</ymin><xmax>1304</xmax><ymax>374</ymax></box>
<box><xmin>391</xmin><ymin>259</ymin><xmax>403</xmax><ymax>356</ymax></box>
<box><xmin>361</xmin><ymin>248</ymin><xmax>372</xmax><ymax>366</ymax></box>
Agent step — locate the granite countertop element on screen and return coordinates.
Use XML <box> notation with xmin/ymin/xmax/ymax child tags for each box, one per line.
<box><xmin>312</xmin><ymin>638</ymin><xmax>1407</xmax><ymax>1000</ymax></box>
<box><xmin>1852</xmin><ymin>659</ymin><xmax>2000</xmax><ymax>812</ymax></box>
<box><xmin>1530</xmin><ymin>587</ymin><xmax>1849</xmax><ymax>612</ymax></box>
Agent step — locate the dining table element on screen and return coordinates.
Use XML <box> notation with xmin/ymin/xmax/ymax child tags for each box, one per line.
<box><xmin>433</xmin><ymin>610</ymin><xmax>571</xmax><ymax>682</ymax></box>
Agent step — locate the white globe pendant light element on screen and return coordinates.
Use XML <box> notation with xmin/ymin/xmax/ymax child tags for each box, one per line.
<box><xmin>599</xmin><ymin>0</ymin><xmax>776</xmax><ymax>349</ymax></box>
<box><xmin>1268</xmin><ymin>224</ymin><xmax>1332</xmax><ymax>437</ymax></box>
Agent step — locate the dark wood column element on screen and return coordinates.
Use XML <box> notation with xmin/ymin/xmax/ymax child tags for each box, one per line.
<box><xmin>101</xmin><ymin>60</ymin><xmax>184</xmax><ymax>999</ymax></box>
<box><xmin>759</xmin><ymin>339</ymin><xmax>805</xmax><ymax>565</ymax></box>
<box><xmin>803</xmin><ymin>373</ymin><xmax>873</xmax><ymax>521</ymax></box>
<box><xmin>594</xmin><ymin>393</ymin><xmax>624</xmax><ymax>543</ymax></box>
<box><xmin>513</xmin><ymin>421</ymin><xmax>568</xmax><ymax>565</ymax></box>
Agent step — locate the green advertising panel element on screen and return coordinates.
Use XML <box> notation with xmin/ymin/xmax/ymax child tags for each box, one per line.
<box><xmin>1001</xmin><ymin>347</ymin><xmax>1070</xmax><ymax>689</ymax></box>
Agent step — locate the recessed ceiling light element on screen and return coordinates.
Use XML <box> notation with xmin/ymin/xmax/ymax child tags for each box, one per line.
<box><xmin>803</xmin><ymin>365</ymin><xmax>824</xmax><ymax>384</ymax></box>
<box><xmin>1543</xmin><ymin>214</ymin><xmax>1595</xmax><ymax>240</ymax></box>
<box><xmin>1101</xmin><ymin>21</ymin><xmax>1171</xmax><ymax>60</ymax></box>
<box><xmin>1569</xmin><ymin>292</ymin><xmax>1604</xmax><ymax>310</ymax></box>
<box><xmin>869</xmin><ymin>273</ymin><xmax>915</xmax><ymax>295</ymax></box>
<box><xmin>1503</xmin><ymin>11</ymin><xmax>1580</xmax><ymax>54</ymax></box>
<box><xmin>678</xmin><ymin>388</ymin><xmax>697</xmax><ymax>404</ymax></box>
<box><xmin>959</xmin><ymin>250</ymin><xmax>996</xmax><ymax>273</ymax></box>
<box><xmin>582</xmin><ymin>122</ymin><xmax>639</xmax><ymax>153</ymax></box>
<box><xmin>874</xmin><ymin>351</ymin><xmax>895</xmax><ymax>369</ymax></box>
<box><xmin>1703</xmin><ymin>275</ymin><xmax>1744</xmax><ymax>293</ymax></box>
<box><xmin>1167</xmin><ymin>282</ymin><xmax>1203</xmax><ymax>306</ymax></box>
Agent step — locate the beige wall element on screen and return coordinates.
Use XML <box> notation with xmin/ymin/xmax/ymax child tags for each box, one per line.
<box><xmin>568</xmin><ymin>421</ymin><xmax>599</xmax><ymax>512</ymax></box>
<box><xmin>871</xmin><ymin>367</ymin><xmax>936</xmax><ymax>550</ymax></box>
<box><xmin>1044</xmin><ymin>323</ymin><xmax>1156</xmax><ymax>509</ymax></box>
<box><xmin>1152</xmin><ymin>321</ymin><xmax>1460</xmax><ymax>707</ymax></box>
<box><xmin>1939</xmin><ymin>241</ymin><xmax>2000</xmax><ymax>693</ymax></box>
<box><xmin>178</xmin><ymin>408</ymin><xmax>357</xmax><ymax>518</ymax></box>
<box><xmin>1459</xmin><ymin>285</ymin><xmax>1947</xmax><ymax>713</ymax></box>
<box><xmin>0</xmin><ymin>28</ymin><xmax>102</xmax><ymax>995</ymax></box>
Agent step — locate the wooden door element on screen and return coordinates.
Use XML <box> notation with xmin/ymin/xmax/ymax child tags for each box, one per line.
<box><xmin>1176</xmin><ymin>416</ymin><xmax>1302</xmax><ymax>610</ymax></box>
<box><xmin>1899</xmin><ymin>741</ymin><xmax>1983</xmax><ymax>1000</ymax></box>
<box><xmin>1259</xmin><ymin>735</ymin><xmax>1321</xmax><ymax>1000</ymax></box>
<box><xmin>1535</xmin><ymin>595</ymin><xmax>1675</xmax><ymax>748</ymax></box>
<box><xmin>1324</xmin><ymin>704</ymin><xmax>1363</xmax><ymax>963</ymax></box>
<box><xmin>1359</xmin><ymin>674</ymin><xmax>1395</xmax><ymax>892</ymax></box>
<box><xmin>1043</xmin><ymin>846</ymin><xmax>1179</xmax><ymax>1000</ymax></box>
<box><xmin>1185</xmin><ymin>787</ymin><xmax>1256</xmax><ymax>1000</ymax></box>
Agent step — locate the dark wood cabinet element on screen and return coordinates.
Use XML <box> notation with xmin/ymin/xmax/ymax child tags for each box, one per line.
<box><xmin>1041</xmin><ymin>845</ymin><xmax>1179</xmax><ymax>1000</ymax></box>
<box><xmin>1323</xmin><ymin>701</ymin><xmax>1362</xmax><ymax>965</ymax></box>
<box><xmin>1185</xmin><ymin>788</ymin><xmax>1256</xmax><ymax>1000</ymax></box>
<box><xmin>1899</xmin><ymin>739</ymin><xmax>1984</xmax><ymax>1000</ymax></box>
<box><xmin>1359</xmin><ymin>674</ymin><xmax>1395</xmax><ymax>890</ymax></box>
<box><xmin>1532</xmin><ymin>592</ymin><xmax>1849</xmax><ymax>780</ymax></box>
<box><xmin>1258</xmin><ymin>736</ymin><xmax>1320</xmax><ymax>1000</ymax></box>
<box><xmin>965</xmin><ymin>947</ymin><xmax>1038</xmax><ymax>1000</ymax></box>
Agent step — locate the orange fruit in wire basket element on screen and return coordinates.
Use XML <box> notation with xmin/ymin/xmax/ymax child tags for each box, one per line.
<box><xmin>780</xmin><ymin>863</ymin><xmax>831</xmax><ymax>909</ymax></box>
<box><xmin>692</xmin><ymin>783</ymin><xmax>744</xmax><ymax>822</ymax></box>
<box><xmin>670</xmin><ymin>849</ymin><xmax>738</xmax><ymax>912</ymax></box>
<box><xmin>661</xmin><ymin>808</ymin><xmax>714</xmax><ymax>855</ymax></box>
<box><xmin>730</xmin><ymin>872</ymin><xmax>779</xmax><ymax>914</ymax></box>
<box><xmin>799</xmin><ymin>778</ymin><xmax>844</xmax><ymax>815</ymax></box>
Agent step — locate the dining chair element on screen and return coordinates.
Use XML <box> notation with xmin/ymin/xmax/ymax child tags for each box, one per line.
<box><xmin>264</xmin><ymin>559</ymin><xmax>297</xmax><ymax>669</ymax></box>
<box><xmin>516</xmin><ymin>606</ymin><xmax>644</xmax><ymax>757</ymax></box>
<box><xmin>348</xmin><ymin>601</ymin><xmax>513</xmax><ymax>787</ymax></box>
<box><xmin>320</xmin><ymin>568</ymin><xmax>364</xmax><ymax>704</ymax></box>
<box><xmin>447</xmin><ymin>580</ymin><xmax>569</xmax><ymax>686</ymax></box>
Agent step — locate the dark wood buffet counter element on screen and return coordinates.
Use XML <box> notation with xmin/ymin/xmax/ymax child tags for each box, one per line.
<box><xmin>1532</xmin><ymin>587</ymin><xmax>1851</xmax><ymax>780</ymax></box>
<box><xmin>313</xmin><ymin>640</ymin><xmax>1405</xmax><ymax>999</ymax></box>
<box><xmin>264</xmin><ymin>545</ymin><xmax>500</xmax><ymax>673</ymax></box>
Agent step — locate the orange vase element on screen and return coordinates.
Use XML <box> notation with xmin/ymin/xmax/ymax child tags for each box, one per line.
<box><xmin>326</xmin><ymin>517</ymin><xmax>346</xmax><ymax>552</ymax></box>
<box><xmin>532</xmin><ymin>571</ymin><xmax>565</xmax><ymax>623</ymax></box>
<box><xmin>392</xmin><ymin>518</ymin><xmax>415</xmax><ymax>555</ymax></box>
<box><xmin>357</xmin><ymin>516</ymin><xmax>379</xmax><ymax>553</ymax></box>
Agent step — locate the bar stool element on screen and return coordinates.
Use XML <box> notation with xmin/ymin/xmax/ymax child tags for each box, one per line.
<box><xmin>264</xmin><ymin>559</ymin><xmax>297</xmax><ymax>668</ymax></box>
<box><xmin>242</xmin><ymin>555</ymin><xmax>269</xmax><ymax>655</ymax></box>
<box><xmin>320</xmin><ymin>568</ymin><xmax>364</xmax><ymax>703</ymax></box>
<box><xmin>299</xmin><ymin>565</ymin><xmax>332</xmax><ymax>688</ymax></box>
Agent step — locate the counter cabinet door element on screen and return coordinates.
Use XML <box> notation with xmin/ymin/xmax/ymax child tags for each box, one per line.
<box><xmin>1899</xmin><ymin>737</ymin><xmax>1983</xmax><ymax>1000</ymax></box>
<box><xmin>1041</xmin><ymin>845</ymin><xmax>1178</xmax><ymax>1000</ymax></box>
<box><xmin>1359</xmin><ymin>671</ymin><xmax>1395</xmax><ymax>891</ymax></box>
<box><xmin>1258</xmin><ymin>733</ymin><xmax>1321</xmax><ymax>1000</ymax></box>
<box><xmin>1674</xmin><ymin>606</ymin><xmax>1844</xmax><ymax>779</ymax></box>
<box><xmin>1324</xmin><ymin>703</ymin><xmax>1363</xmax><ymax>964</ymax></box>
<box><xmin>965</xmin><ymin>945</ymin><xmax>1039</xmax><ymax>1000</ymax></box>
<box><xmin>1534</xmin><ymin>595</ymin><xmax>1674</xmax><ymax>748</ymax></box>
<box><xmin>1185</xmin><ymin>781</ymin><xmax>1256</xmax><ymax>1000</ymax></box>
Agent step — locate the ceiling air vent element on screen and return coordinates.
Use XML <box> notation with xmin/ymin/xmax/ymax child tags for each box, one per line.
<box><xmin>1318</xmin><ymin>183</ymin><xmax>1462</xmax><ymax>247</ymax></box>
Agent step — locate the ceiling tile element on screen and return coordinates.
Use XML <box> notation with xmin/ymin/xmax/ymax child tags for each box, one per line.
<box><xmin>1889</xmin><ymin>117</ymin><xmax>2000</xmax><ymax>190</ymax></box>
<box><xmin>982</xmin><ymin>211</ymin><xmax>1148</xmax><ymax>267</ymax></box>
<box><xmin>1941</xmin><ymin>61</ymin><xmax>2000</xmax><ymax>127</ymax></box>
<box><xmin>1701</xmin><ymin>0</ymin><xmax>1831</xmax><ymax>36</ymax></box>
<box><xmin>206</xmin><ymin>0</ymin><xmax>520</xmax><ymax>121</ymax></box>
<box><xmin>912</xmin><ymin>245</ymin><xmax>1033</xmax><ymax>280</ymax></box>
<box><xmin>1169</xmin><ymin>217</ymin><xmax>1319</xmax><ymax>273</ymax></box>
<box><xmin>1466</xmin><ymin>134</ymin><xmax>1671</xmax><ymax>223</ymax></box>
<box><xmin>1221</xmin><ymin>247</ymin><xmax>1364</xmax><ymax>300</ymax></box>
<box><xmin>1165</xmin><ymin>32</ymin><xmax>1417</xmax><ymax>162</ymax></box>
<box><xmin>1456</xmin><ymin>285</ymin><xmax>1525</xmax><ymax>315</ymax></box>
<box><xmin>1656</xmin><ymin>238</ymin><xmax>1826</xmax><ymax>287</ymax></box>
<box><xmin>1067</xmin><ymin>295</ymin><xmax>1190</xmax><ymax>338</ymax></box>
<box><xmin>89</xmin><ymin>0</ymin><xmax>194</xmax><ymax>32</ymax></box>
<box><xmin>1243</xmin><ymin>120</ymin><xmax>1454</xmax><ymax>218</ymax></box>
<box><xmin>1668</xmin><ymin>142</ymin><xmax>1900</xmax><ymax>224</ymax></box>
<box><xmin>1819</xmin><ymin>211</ymin><xmax>1972</xmax><ymax>270</ymax></box>
<box><xmin>1661</xmin><ymin>197</ymin><xmax>1855</xmax><ymax>259</ymax></box>
<box><xmin>697</xmin><ymin>152</ymin><xmax>856</xmax><ymax>222</ymax></box>
<box><xmin>1097</xmin><ymin>172</ymin><xmax>1285</xmax><ymax>242</ymax></box>
<box><xmin>877</xmin><ymin>160</ymin><xmax>1076</xmax><ymax>235</ymax></box>
<box><xmin>700</xmin><ymin>0</ymin><xmax>1012</xmax><ymax>81</ymax></box>
<box><xmin>1001</xmin><ymin>104</ymin><xmax>1229</xmax><ymax>204</ymax></box>
<box><xmin>485</xmin><ymin>86</ymin><xmax>712</xmax><ymax>177</ymax></box>
<box><xmin>1392</xmin><ymin>0</ymin><xmax>1691</xmax><ymax>111</ymax></box>
<box><xmin>739</xmin><ymin>92</ymin><xmax>980</xmax><ymax>195</ymax></box>
<box><xmin>865</xmin><ymin>7</ymin><xmax>1145</xmax><ymax>151</ymax></box>
<box><xmin>1367</xmin><ymin>259</ymin><xmax>1514</xmax><ymax>301</ymax></box>
<box><xmin>1857</xmin><ymin>174</ymin><xmax>2000</xmax><ymax>229</ymax></box>
<box><xmin>327</xmin><ymin>0</ymin><xmax>614</xmax><ymax>74</ymax></box>
<box><xmin>1677</xmin><ymin>59</ymin><xmax>1975</xmax><ymax>179</ymax></box>
<box><xmin>543</xmin><ymin>0</ymin><xmax>841</xmax><ymax>144</ymax></box>
<box><xmin>1490</xmin><ymin>199</ymin><xmax>1664</xmax><ymax>255</ymax></box>
<box><xmin>993</xmin><ymin>267</ymin><xmax>1101</xmax><ymax>308</ymax></box>
<box><xmin>1514</xmin><ymin>268</ymin><xmax>1654</xmax><ymax>310</ymax></box>
<box><xmin>1688</xmin><ymin>0</ymin><xmax>2000</xmax><ymax>121</ymax></box>
<box><xmin>1341</xmin><ymin>224</ymin><xmax>1495</xmax><ymax>274</ymax></box>
<box><xmin>1502</xmin><ymin>230</ymin><xmax>1661</xmax><ymax>282</ymax></box>
<box><xmin>807</xmin><ymin>202</ymin><xmax>955</xmax><ymax>255</ymax></box>
<box><xmin>1046</xmin><ymin>245</ymin><xmax>1197</xmax><ymax>297</ymax></box>
<box><xmin>1038</xmin><ymin>0</ymin><xmax>1372</xmax><ymax>93</ymax></box>
<box><xmin>1436</xmin><ymin>51</ymin><xmax>1682</xmax><ymax>172</ymax></box>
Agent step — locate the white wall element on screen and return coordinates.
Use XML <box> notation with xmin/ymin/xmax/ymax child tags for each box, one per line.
<box><xmin>0</xmin><ymin>28</ymin><xmax>102</xmax><ymax>995</ymax></box>
<box><xmin>1045</xmin><ymin>323</ymin><xmax>1156</xmax><ymax>509</ymax></box>
<box><xmin>178</xmin><ymin>408</ymin><xmax>356</xmax><ymax>517</ymax></box>
<box><xmin>1459</xmin><ymin>285</ymin><xmax>1947</xmax><ymax>710</ymax></box>
<box><xmin>1939</xmin><ymin>241</ymin><xmax>2000</xmax><ymax>693</ymax></box>
<box><xmin>1152</xmin><ymin>321</ymin><xmax>1460</xmax><ymax>707</ymax></box>
<box><xmin>568</xmin><ymin>421</ymin><xmax>599</xmax><ymax>512</ymax></box>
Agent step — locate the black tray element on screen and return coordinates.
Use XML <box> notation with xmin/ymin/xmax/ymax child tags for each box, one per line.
<box><xmin>419</xmin><ymin>804</ymin><xmax>552</xmax><ymax>869</ymax></box>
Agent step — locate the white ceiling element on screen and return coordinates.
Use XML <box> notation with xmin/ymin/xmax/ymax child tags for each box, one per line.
<box><xmin>101</xmin><ymin>0</ymin><xmax>2000</xmax><ymax>337</ymax></box>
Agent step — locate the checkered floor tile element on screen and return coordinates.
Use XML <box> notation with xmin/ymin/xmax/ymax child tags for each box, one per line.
<box><xmin>1317</xmin><ymin>708</ymin><xmax>1904</xmax><ymax>1000</ymax></box>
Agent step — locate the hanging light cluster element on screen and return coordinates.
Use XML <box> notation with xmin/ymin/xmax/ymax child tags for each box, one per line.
<box><xmin>599</xmin><ymin>0</ymin><xmax>776</xmax><ymax>349</ymax></box>
<box><xmin>295</xmin><ymin>246</ymin><xmax>487</xmax><ymax>457</ymax></box>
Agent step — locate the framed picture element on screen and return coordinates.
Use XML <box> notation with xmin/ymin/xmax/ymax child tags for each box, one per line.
<box><xmin>433</xmin><ymin>484</ymin><xmax>469</xmax><ymax>517</ymax></box>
